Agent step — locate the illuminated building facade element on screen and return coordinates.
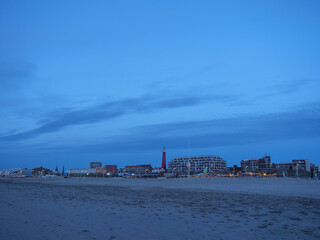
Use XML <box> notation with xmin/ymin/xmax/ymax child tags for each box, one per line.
<box><xmin>241</xmin><ymin>155</ymin><xmax>271</xmax><ymax>173</ymax></box>
<box><xmin>104</xmin><ymin>165</ymin><xmax>117</xmax><ymax>173</ymax></box>
<box><xmin>292</xmin><ymin>159</ymin><xmax>311</xmax><ymax>172</ymax></box>
<box><xmin>168</xmin><ymin>155</ymin><xmax>226</xmax><ymax>174</ymax></box>
<box><xmin>90</xmin><ymin>162</ymin><xmax>102</xmax><ymax>168</ymax></box>
<box><xmin>272</xmin><ymin>159</ymin><xmax>311</xmax><ymax>173</ymax></box>
<box><xmin>32</xmin><ymin>166</ymin><xmax>53</xmax><ymax>176</ymax></box>
<box><xmin>70</xmin><ymin>168</ymin><xmax>97</xmax><ymax>176</ymax></box>
<box><xmin>123</xmin><ymin>164</ymin><xmax>153</xmax><ymax>174</ymax></box>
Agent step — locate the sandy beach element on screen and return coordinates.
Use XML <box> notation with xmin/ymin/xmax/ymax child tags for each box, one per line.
<box><xmin>1</xmin><ymin>177</ymin><xmax>320</xmax><ymax>240</ymax></box>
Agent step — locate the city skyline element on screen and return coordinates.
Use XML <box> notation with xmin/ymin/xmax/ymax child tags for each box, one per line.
<box><xmin>1</xmin><ymin>0</ymin><xmax>320</xmax><ymax>170</ymax></box>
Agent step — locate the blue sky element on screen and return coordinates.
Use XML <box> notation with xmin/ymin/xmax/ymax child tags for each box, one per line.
<box><xmin>0</xmin><ymin>0</ymin><xmax>319</xmax><ymax>170</ymax></box>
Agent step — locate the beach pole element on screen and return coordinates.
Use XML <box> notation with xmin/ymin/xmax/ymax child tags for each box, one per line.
<box><xmin>188</xmin><ymin>138</ymin><xmax>190</xmax><ymax>178</ymax></box>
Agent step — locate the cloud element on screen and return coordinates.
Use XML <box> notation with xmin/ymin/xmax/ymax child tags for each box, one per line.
<box><xmin>67</xmin><ymin>103</ymin><xmax>320</xmax><ymax>153</ymax></box>
<box><xmin>0</xmin><ymin>93</ymin><xmax>233</xmax><ymax>141</ymax></box>
<box><xmin>16</xmin><ymin>102</ymin><xmax>319</xmax><ymax>155</ymax></box>
<box><xmin>230</xmin><ymin>79</ymin><xmax>317</xmax><ymax>107</ymax></box>
<box><xmin>0</xmin><ymin>60</ymin><xmax>36</xmax><ymax>91</ymax></box>
<box><xmin>262</xmin><ymin>79</ymin><xmax>313</xmax><ymax>97</ymax></box>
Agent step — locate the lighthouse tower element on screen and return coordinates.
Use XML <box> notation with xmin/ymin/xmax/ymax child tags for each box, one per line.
<box><xmin>162</xmin><ymin>147</ymin><xmax>166</xmax><ymax>170</ymax></box>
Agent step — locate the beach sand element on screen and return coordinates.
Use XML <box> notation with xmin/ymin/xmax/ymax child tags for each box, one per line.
<box><xmin>0</xmin><ymin>177</ymin><xmax>320</xmax><ymax>240</ymax></box>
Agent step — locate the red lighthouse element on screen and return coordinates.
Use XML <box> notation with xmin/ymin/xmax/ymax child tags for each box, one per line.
<box><xmin>162</xmin><ymin>147</ymin><xmax>166</xmax><ymax>170</ymax></box>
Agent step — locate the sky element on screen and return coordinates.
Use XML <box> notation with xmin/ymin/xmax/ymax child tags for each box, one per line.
<box><xmin>0</xmin><ymin>0</ymin><xmax>320</xmax><ymax>170</ymax></box>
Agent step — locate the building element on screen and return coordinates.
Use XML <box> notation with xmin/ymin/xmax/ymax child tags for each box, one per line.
<box><xmin>272</xmin><ymin>162</ymin><xmax>294</xmax><ymax>172</ymax></box>
<box><xmin>273</xmin><ymin>159</ymin><xmax>311</xmax><ymax>172</ymax></box>
<box><xmin>292</xmin><ymin>159</ymin><xmax>311</xmax><ymax>172</ymax></box>
<box><xmin>32</xmin><ymin>166</ymin><xmax>53</xmax><ymax>176</ymax></box>
<box><xmin>168</xmin><ymin>155</ymin><xmax>226</xmax><ymax>174</ymax></box>
<box><xmin>104</xmin><ymin>165</ymin><xmax>117</xmax><ymax>173</ymax></box>
<box><xmin>90</xmin><ymin>162</ymin><xmax>102</xmax><ymax>168</ymax></box>
<box><xmin>241</xmin><ymin>155</ymin><xmax>271</xmax><ymax>173</ymax></box>
<box><xmin>1</xmin><ymin>168</ymin><xmax>32</xmax><ymax>177</ymax></box>
<box><xmin>123</xmin><ymin>165</ymin><xmax>153</xmax><ymax>174</ymax></box>
<box><xmin>227</xmin><ymin>165</ymin><xmax>242</xmax><ymax>175</ymax></box>
<box><xmin>272</xmin><ymin>159</ymin><xmax>312</xmax><ymax>177</ymax></box>
<box><xmin>70</xmin><ymin>168</ymin><xmax>97</xmax><ymax>176</ymax></box>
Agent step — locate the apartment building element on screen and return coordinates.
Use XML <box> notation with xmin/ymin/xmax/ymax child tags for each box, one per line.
<box><xmin>168</xmin><ymin>155</ymin><xmax>226</xmax><ymax>174</ymax></box>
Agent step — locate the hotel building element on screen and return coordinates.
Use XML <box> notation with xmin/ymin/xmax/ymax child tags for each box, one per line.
<box><xmin>241</xmin><ymin>155</ymin><xmax>272</xmax><ymax>173</ymax></box>
<box><xmin>123</xmin><ymin>164</ymin><xmax>153</xmax><ymax>174</ymax></box>
<box><xmin>168</xmin><ymin>155</ymin><xmax>226</xmax><ymax>174</ymax></box>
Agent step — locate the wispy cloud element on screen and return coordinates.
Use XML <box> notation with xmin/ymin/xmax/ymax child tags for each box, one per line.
<box><xmin>230</xmin><ymin>79</ymin><xmax>316</xmax><ymax>107</ymax></box>
<box><xmin>262</xmin><ymin>79</ymin><xmax>313</xmax><ymax>97</ymax></box>
<box><xmin>0</xmin><ymin>93</ymin><xmax>233</xmax><ymax>141</ymax></box>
